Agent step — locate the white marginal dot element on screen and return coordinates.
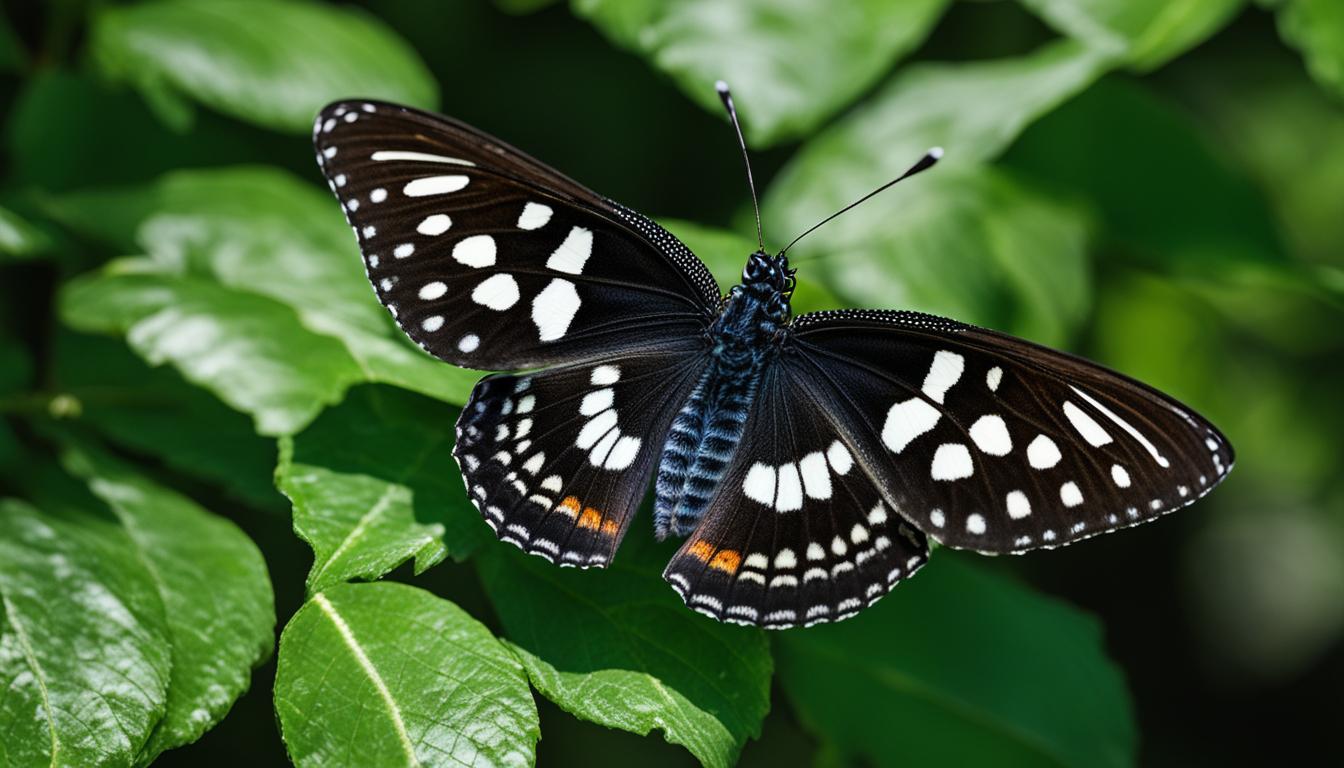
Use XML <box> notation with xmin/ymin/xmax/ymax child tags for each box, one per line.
<box><xmin>966</xmin><ymin>514</ymin><xmax>986</xmax><ymax>535</ymax></box>
<box><xmin>517</xmin><ymin>202</ymin><xmax>554</xmax><ymax>230</ymax></box>
<box><xmin>471</xmin><ymin>273</ymin><xmax>520</xmax><ymax>310</ymax></box>
<box><xmin>457</xmin><ymin>334</ymin><xmax>479</xmax><ymax>352</ymax></box>
<box><xmin>453</xmin><ymin>235</ymin><xmax>496</xmax><ymax>268</ymax></box>
<box><xmin>1027</xmin><ymin>434</ymin><xmax>1062</xmax><ymax>469</ymax></box>
<box><xmin>969</xmin><ymin>414</ymin><xmax>1012</xmax><ymax>456</ymax></box>
<box><xmin>334</xmin><ymin>173</ymin><xmax>347</xmax><ymax>187</ymax></box>
<box><xmin>394</xmin><ymin>243</ymin><xmax>415</xmax><ymax>259</ymax></box>
<box><xmin>929</xmin><ymin>509</ymin><xmax>945</xmax><ymax>528</ymax></box>
<box><xmin>403</xmin><ymin>175</ymin><xmax>470</xmax><ymax>196</ymax></box>
<box><xmin>882</xmin><ymin>397</ymin><xmax>940</xmax><ymax>453</ymax></box>
<box><xmin>417</xmin><ymin>214</ymin><xmax>452</xmax><ymax>236</ymax></box>
<box><xmin>867</xmin><ymin>502</ymin><xmax>887</xmax><ymax>525</ymax></box>
<box><xmin>540</xmin><ymin>475</ymin><xmax>562</xmax><ymax>493</ymax></box>
<box><xmin>830</xmin><ymin>536</ymin><xmax>847</xmax><ymax>556</ymax></box>
<box><xmin>418</xmin><ymin>281</ymin><xmax>447</xmax><ymax>300</ymax></box>
<box><xmin>323</xmin><ymin>146</ymin><xmax>337</xmax><ymax>159</ymax></box>
<box><xmin>1060</xmin><ymin>481</ymin><xmax>1084</xmax><ymax>507</ymax></box>
<box><xmin>744</xmin><ymin>553</ymin><xmax>769</xmax><ymax>570</ymax></box>
<box><xmin>930</xmin><ymin>443</ymin><xmax>974</xmax><ymax>481</ymax></box>
<box><xmin>370</xmin><ymin>188</ymin><xmax>388</xmax><ymax>203</ymax></box>
<box><xmin>743</xmin><ymin>463</ymin><xmax>777</xmax><ymax>506</ymax></box>
<box><xmin>531</xmin><ymin>278</ymin><xmax>581</xmax><ymax>341</ymax></box>
<box><xmin>362</xmin><ymin>225</ymin><xmax>376</xmax><ymax>239</ymax></box>
<box><xmin>774</xmin><ymin>549</ymin><xmax>797</xmax><ymax>569</ymax></box>
<box><xmin>1111</xmin><ymin>464</ymin><xmax>1131</xmax><ymax>488</ymax></box>
<box><xmin>546</xmin><ymin>226</ymin><xmax>595</xmax><ymax>274</ymax></box>
<box><xmin>850</xmin><ymin>524</ymin><xmax>869</xmax><ymax>544</ymax></box>
<box><xmin>806</xmin><ymin>542</ymin><xmax>825</xmax><ymax>561</ymax></box>
<box><xmin>421</xmin><ymin>315</ymin><xmax>444</xmax><ymax>332</ymax></box>
<box><xmin>1006</xmin><ymin>490</ymin><xmax>1031</xmax><ymax>519</ymax></box>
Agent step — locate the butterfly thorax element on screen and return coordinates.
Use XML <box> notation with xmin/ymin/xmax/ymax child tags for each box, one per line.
<box><xmin>653</xmin><ymin>252</ymin><xmax>791</xmax><ymax>539</ymax></box>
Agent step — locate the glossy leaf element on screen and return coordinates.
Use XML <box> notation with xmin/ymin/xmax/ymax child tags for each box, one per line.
<box><xmin>1278</xmin><ymin>0</ymin><xmax>1344</xmax><ymax>99</ymax></box>
<box><xmin>277</xmin><ymin>385</ymin><xmax>489</xmax><ymax>596</ymax></box>
<box><xmin>0</xmin><ymin>206</ymin><xmax>51</xmax><ymax>261</ymax></box>
<box><xmin>0</xmin><ymin>499</ymin><xmax>172</xmax><ymax>767</ymax></box>
<box><xmin>89</xmin><ymin>0</ymin><xmax>437</xmax><ymax>134</ymax></box>
<box><xmin>477</xmin><ymin>542</ymin><xmax>773</xmax><ymax>768</ymax></box>
<box><xmin>60</xmin><ymin>444</ymin><xmax>275</xmax><ymax>763</ymax></box>
<box><xmin>275</xmin><ymin>581</ymin><xmax>538</xmax><ymax>767</ymax></box>
<box><xmin>61</xmin><ymin>264</ymin><xmax>366</xmax><ymax>437</ymax></box>
<box><xmin>776</xmin><ymin>556</ymin><xmax>1136</xmax><ymax>768</ymax></box>
<box><xmin>49</xmin><ymin>167</ymin><xmax>478</xmax><ymax>408</ymax></box>
<box><xmin>573</xmin><ymin>0</ymin><xmax>951</xmax><ymax>146</ymax></box>
<box><xmin>1017</xmin><ymin>0</ymin><xmax>1245</xmax><ymax>69</ymax></box>
<box><xmin>53</xmin><ymin>331</ymin><xmax>284</xmax><ymax>510</ymax></box>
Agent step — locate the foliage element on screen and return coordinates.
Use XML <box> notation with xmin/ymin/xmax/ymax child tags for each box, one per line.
<box><xmin>1</xmin><ymin>0</ymin><xmax>1342</xmax><ymax>766</ymax></box>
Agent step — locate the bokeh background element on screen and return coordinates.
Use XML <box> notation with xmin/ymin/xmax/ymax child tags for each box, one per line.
<box><xmin>1</xmin><ymin>1</ymin><xmax>1342</xmax><ymax>766</ymax></box>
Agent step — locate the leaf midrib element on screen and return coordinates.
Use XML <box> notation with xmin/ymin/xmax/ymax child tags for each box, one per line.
<box><xmin>2</xmin><ymin>592</ymin><xmax>61</xmax><ymax>766</ymax></box>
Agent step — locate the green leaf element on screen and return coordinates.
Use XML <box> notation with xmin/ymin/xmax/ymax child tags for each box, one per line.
<box><xmin>1016</xmin><ymin>0</ymin><xmax>1246</xmax><ymax>69</ymax></box>
<box><xmin>1278</xmin><ymin>0</ymin><xmax>1344</xmax><ymax>99</ymax></box>
<box><xmin>0</xmin><ymin>8</ymin><xmax>23</xmax><ymax>72</ymax></box>
<box><xmin>89</xmin><ymin>0</ymin><xmax>437</xmax><ymax>134</ymax></box>
<box><xmin>59</xmin><ymin>443</ymin><xmax>275</xmax><ymax>763</ymax></box>
<box><xmin>661</xmin><ymin>218</ymin><xmax>841</xmax><ymax>314</ymax></box>
<box><xmin>0</xmin><ymin>206</ymin><xmax>52</xmax><ymax>261</ymax></box>
<box><xmin>275</xmin><ymin>581</ymin><xmax>538</xmax><ymax>767</ymax></box>
<box><xmin>277</xmin><ymin>385</ymin><xmax>489</xmax><ymax>596</ymax></box>
<box><xmin>51</xmin><ymin>167</ymin><xmax>478</xmax><ymax>404</ymax></box>
<box><xmin>53</xmin><ymin>331</ymin><xmax>284</xmax><ymax>511</ymax></box>
<box><xmin>0</xmin><ymin>498</ymin><xmax>172</xmax><ymax>767</ymax></box>
<box><xmin>776</xmin><ymin>556</ymin><xmax>1135</xmax><ymax>768</ymax></box>
<box><xmin>761</xmin><ymin>41</ymin><xmax>1106</xmax><ymax>343</ymax></box>
<box><xmin>573</xmin><ymin>0</ymin><xmax>952</xmax><ymax>146</ymax></box>
<box><xmin>1004</xmin><ymin>77</ymin><xmax>1283</xmax><ymax>271</ymax></box>
<box><xmin>477</xmin><ymin>542</ymin><xmax>773</xmax><ymax>768</ymax></box>
<box><xmin>61</xmin><ymin>264</ymin><xmax>367</xmax><ymax>437</ymax></box>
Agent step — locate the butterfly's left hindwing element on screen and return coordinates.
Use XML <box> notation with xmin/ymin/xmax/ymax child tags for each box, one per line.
<box><xmin>664</xmin><ymin>363</ymin><xmax>930</xmax><ymax>628</ymax></box>
<box><xmin>313</xmin><ymin>100</ymin><xmax>719</xmax><ymax>370</ymax></box>
<box><xmin>457</xmin><ymin>344</ymin><xmax>707</xmax><ymax>567</ymax></box>
<box><xmin>787</xmin><ymin>310</ymin><xmax>1234</xmax><ymax>554</ymax></box>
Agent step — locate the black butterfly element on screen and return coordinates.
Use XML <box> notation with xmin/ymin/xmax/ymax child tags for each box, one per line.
<box><xmin>312</xmin><ymin>88</ymin><xmax>1232</xmax><ymax>629</ymax></box>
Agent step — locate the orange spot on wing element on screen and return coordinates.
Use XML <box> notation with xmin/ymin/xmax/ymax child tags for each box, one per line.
<box><xmin>578</xmin><ymin>507</ymin><xmax>603</xmax><ymax>530</ymax></box>
<box><xmin>687</xmin><ymin>539</ymin><xmax>715</xmax><ymax>562</ymax></box>
<box><xmin>709</xmin><ymin>549</ymin><xmax>741</xmax><ymax>574</ymax></box>
<box><xmin>556</xmin><ymin>496</ymin><xmax>581</xmax><ymax>518</ymax></box>
<box><xmin>601</xmin><ymin>519</ymin><xmax>620</xmax><ymax>536</ymax></box>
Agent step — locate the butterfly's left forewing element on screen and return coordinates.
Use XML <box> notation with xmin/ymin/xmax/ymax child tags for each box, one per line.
<box><xmin>313</xmin><ymin>100</ymin><xmax>720</xmax><ymax>370</ymax></box>
<box><xmin>787</xmin><ymin>309</ymin><xmax>1234</xmax><ymax>554</ymax></box>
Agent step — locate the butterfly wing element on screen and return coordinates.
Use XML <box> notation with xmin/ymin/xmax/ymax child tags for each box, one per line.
<box><xmin>457</xmin><ymin>343</ymin><xmax>707</xmax><ymax>567</ymax></box>
<box><xmin>786</xmin><ymin>309</ymin><xmax>1234</xmax><ymax>554</ymax></box>
<box><xmin>313</xmin><ymin>100</ymin><xmax>720</xmax><ymax>369</ymax></box>
<box><xmin>664</xmin><ymin>362</ymin><xmax>930</xmax><ymax>629</ymax></box>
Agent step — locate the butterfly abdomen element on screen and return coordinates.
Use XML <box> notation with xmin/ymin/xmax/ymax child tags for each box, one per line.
<box><xmin>653</xmin><ymin>277</ymin><xmax>786</xmax><ymax>539</ymax></box>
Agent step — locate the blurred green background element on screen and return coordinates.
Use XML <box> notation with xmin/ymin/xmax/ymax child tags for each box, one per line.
<box><xmin>1</xmin><ymin>0</ymin><xmax>1342</xmax><ymax>766</ymax></box>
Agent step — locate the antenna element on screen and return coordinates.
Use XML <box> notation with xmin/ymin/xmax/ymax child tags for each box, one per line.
<box><xmin>716</xmin><ymin>81</ymin><xmax>765</xmax><ymax>252</ymax></box>
<box><xmin>780</xmin><ymin>147</ymin><xmax>943</xmax><ymax>256</ymax></box>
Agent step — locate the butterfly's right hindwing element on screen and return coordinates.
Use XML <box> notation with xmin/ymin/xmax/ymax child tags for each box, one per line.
<box><xmin>313</xmin><ymin>100</ymin><xmax>720</xmax><ymax>370</ymax></box>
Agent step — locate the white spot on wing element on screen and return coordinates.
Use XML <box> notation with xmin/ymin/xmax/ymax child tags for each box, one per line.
<box><xmin>826</xmin><ymin>440</ymin><xmax>852</xmax><ymax>474</ymax></box>
<box><xmin>580</xmin><ymin>388</ymin><xmax>614</xmax><ymax>416</ymax></box>
<box><xmin>418</xmin><ymin>281</ymin><xmax>447</xmax><ymax>300</ymax></box>
<box><xmin>1111</xmin><ymin>464</ymin><xmax>1131</xmax><ymax>488</ymax></box>
<box><xmin>575</xmin><ymin>409</ymin><xmax>616</xmax><ymax>450</ymax></box>
<box><xmin>966</xmin><ymin>514</ymin><xmax>986</xmax><ymax>534</ymax></box>
<box><xmin>930</xmin><ymin>443</ymin><xmax>973</xmax><ymax>481</ymax></box>
<box><xmin>471</xmin><ymin>273</ymin><xmax>520</xmax><ymax>310</ymax></box>
<box><xmin>774</xmin><ymin>463</ymin><xmax>803</xmax><ymax>512</ymax></box>
<box><xmin>1071</xmin><ymin>386</ymin><xmax>1171</xmax><ymax>468</ymax></box>
<box><xmin>1060</xmin><ymin>481</ymin><xmax>1084</xmax><ymax>507</ymax></box>
<box><xmin>1063</xmin><ymin>401</ymin><xmax>1112</xmax><ymax>447</ymax></box>
<box><xmin>799</xmin><ymin>452</ymin><xmax>831</xmax><ymax>500</ymax></box>
<box><xmin>531</xmin><ymin>278</ymin><xmax>581</xmax><ymax>341</ymax></box>
<box><xmin>882</xmin><ymin>397</ymin><xmax>940</xmax><ymax>453</ymax></box>
<box><xmin>603</xmin><ymin>435</ymin><xmax>641</xmax><ymax>470</ymax></box>
<box><xmin>403</xmin><ymin>175</ymin><xmax>469</xmax><ymax>196</ymax></box>
<box><xmin>743</xmin><ymin>463</ymin><xmax>776</xmax><ymax>505</ymax></box>
<box><xmin>1027</xmin><ymin>434</ymin><xmax>1061</xmax><ymax>469</ymax></box>
<box><xmin>969</xmin><ymin>414</ymin><xmax>1012</xmax><ymax>456</ymax></box>
<box><xmin>517</xmin><ymin>202</ymin><xmax>553</xmax><ymax>230</ymax></box>
<box><xmin>922</xmin><ymin>350</ymin><xmax>965</xmax><ymax>403</ymax></box>
<box><xmin>417</xmin><ymin>214</ymin><xmax>452</xmax><ymax>236</ymax></box>
<box><xmin>453</xmin><ymin>235</ymin><xmax>496</xmax><ymax>268</ymax></box>
<box><xmin>457</xmin><ymin>334</ymin><xmax>479</xmax><ymax>352</ymax></box>
<box><xmin>546</xmin><ymin>226</ymin><xmax>595</xmax><ymax>274</ymax></box>
<box><xmin>371</xmin><ymin>150</ymin><xmax>474</xmax><ymax>165</ymax></box>
<box><xmin>986</xmin><ymin>366</ymin><xmax>1003</xmax><ymax>391</ymax></box>
<box><xmin>590</xmin><ymin>365</ymin><xmax>620</xmax><ymax>385</ymax></box>
<box><xmin>1006</xmin><ymin>490</ymin><xmax>1031</xmax><ymax>519</ymax></box>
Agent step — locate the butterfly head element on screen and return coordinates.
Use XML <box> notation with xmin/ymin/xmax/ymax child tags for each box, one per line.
<box><xmin>742</xmin><ymin>251</ymin><xmax>793</xmax><ymax>293</ymax></box>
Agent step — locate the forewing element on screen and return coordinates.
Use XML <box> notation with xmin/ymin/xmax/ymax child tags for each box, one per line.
<box><xmin>788</xmin><ymin>309</ymin><xmax>1234</xmax><ymax>554</ymax></box>
<box><xmin>664</xmin><ymin>364</ymin><xmax>930</xmax><ymax>629</ymax></box>
<box><xmin>456</xmin><ymin>344</ymin><xmax>707</xmax><ymax>567</ymax></box>
<box><xmin>313</xmin><ymin>100</ymin><xmax>720</xmax><ymax>369</ymax></box>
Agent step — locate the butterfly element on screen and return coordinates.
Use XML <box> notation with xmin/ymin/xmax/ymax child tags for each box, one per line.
<box><xmin>312</xmin><ymin>86</ymin><xmax>1232</xmax><ymax>629</ymax></box>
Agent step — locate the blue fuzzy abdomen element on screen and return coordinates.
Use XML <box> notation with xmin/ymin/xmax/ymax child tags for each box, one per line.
<box><xmin>653</xmin><ymin>284</ymin><xmax>782</xmax><ymax>539</ymax></box>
